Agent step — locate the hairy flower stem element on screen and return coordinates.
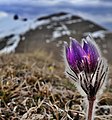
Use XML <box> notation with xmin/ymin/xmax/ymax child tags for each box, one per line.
<box><xmin>87</xmin><ymin>97</ymin><xmax>96</xmax><ymax>120</ymax></box>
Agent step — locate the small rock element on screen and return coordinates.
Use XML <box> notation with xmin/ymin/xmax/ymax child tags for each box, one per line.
<box><xmin>13</xmin><ymin>14</ymin><xmax>19</xmax><ymax>20</ymax></box>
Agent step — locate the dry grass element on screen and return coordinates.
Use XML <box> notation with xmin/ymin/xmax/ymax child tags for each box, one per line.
<box><xmin>0</xmin><ymin>51</ymin><xmax>112</xmax><ymax>120</ymax></box>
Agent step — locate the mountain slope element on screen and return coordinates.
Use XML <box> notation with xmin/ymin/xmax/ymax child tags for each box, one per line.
<box><xmin>16</xmin><ymin>12</ymin><xmax>112</xmax><ymax>63</ymax></box>
<box><xmin>0</xmin><ymin>12</ymin><xmax>111</xmax><ymax>63</ymax></box>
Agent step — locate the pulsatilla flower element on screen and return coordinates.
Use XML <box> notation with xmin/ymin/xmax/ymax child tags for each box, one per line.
<box><xmin>64</xmin><ymin>36</ymin><xmax>100</xmax><ymax>74</ymax></box>
<box><xmin>64</xmin><ymin>35</ymin><xmax>108</xmax><ymax>120</ymax></box>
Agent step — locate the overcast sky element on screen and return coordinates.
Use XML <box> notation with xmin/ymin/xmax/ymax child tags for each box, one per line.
<box><xmin>0</xmin><ymin>0</ymin><xmax>111</xmax><ymax>7</ymax></box>
<box><xmin>0</xmin><ymin>0</ymin><xmax>111</xmax><ymax>30</ymax></box>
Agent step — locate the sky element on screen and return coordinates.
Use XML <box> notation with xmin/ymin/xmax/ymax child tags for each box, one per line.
<box><xmin>0</xmin><ymin>0</ymin><xmax>111</xmax><ymax>30</ymax></box>
<box><xmin>0</xmin><ymin>0</ymin><xmax>111</xmax><ymax>6</ymax></box>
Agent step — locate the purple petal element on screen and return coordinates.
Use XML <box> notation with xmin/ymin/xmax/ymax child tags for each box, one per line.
<box><xmin>65</xmin><ymin>37</ymin><xmax>86</xmax><ymax>72</ymax></box>
<box><xmin>83</xmin><ymin>36</ymin><xmax>100</xmax><ymax>72</ymax></box>
<box><xmin>64</xmin><ymin>41</ymin><xmax>72</xmax><ymax>64</ymax></box>
<box><xmin>64</xmin><ymin>41</ymin><xmax>78</xmax><ymax>72</ymax></box>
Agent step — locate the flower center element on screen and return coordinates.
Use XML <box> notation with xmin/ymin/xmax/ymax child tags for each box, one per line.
<box><xmin>87</xmin><ymin>54</ymin><xmax>91</xmax><ymax>64</ymax></box>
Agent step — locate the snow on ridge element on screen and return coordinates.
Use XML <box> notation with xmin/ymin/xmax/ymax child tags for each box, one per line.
<box><xmin>0</xmin><ymin>13</ymin><xmax>82</xmax><ymax>54</ymax></box>
<box><xmin>0</xmin><ymin>14</ymin><xmax>49</xmax><ymax>54</ymax></box>
<box><xmin>51</xmin><ymin>14</ymin><xmax>71</xmax><ymax>21</ymax></box>
<box><xmin>0</xmin><ymin>16</ymin><xmax>31</xmax><ymax>39</ymax></box>
<box><xmin>52</xmin><ymin>23</ymin><xmax>71</xmax><ymax>39</ymax></box>
<box><xmin>0</xmin><ymin>11</ymin><xmax>8</xmax><ymax>19</ymax></box>
<box><xmin>37</xmin><ymin>13</ymin><xmax>81</xmax><ymax>25</ymax></box>
<box><xmin>91</xmin><ymin>30</ymin><xmax>106</xmax><ymax>38</ymax></box>
<box><xmin>0</xmin><ymin>35</ymin><xmax>20</xmax><ymax>54</ymax></box>
<box><xmin>83</xmin><ymin>30</ymin><xmax>108</xmax><ymax>39</ymax></box>
<box><xmin>0</xmin><ymin>14</ymin><xmax>51</xmax><ymax>39</ymax></box>
<box><xmin>66</xmin><ymin>19</ymin><xmax>82</xmax><ymax>24</ymax></box>
<box><xmin>30</xmin><ymin>20</ymin><xmax>51</xmax><ymax>29</ymax></box>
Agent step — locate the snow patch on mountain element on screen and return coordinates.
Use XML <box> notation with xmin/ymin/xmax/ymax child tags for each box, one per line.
<box><xmin>84</xmin><ymin>30</ymin><xmax>107</xmax><ymax>39</ymax></box>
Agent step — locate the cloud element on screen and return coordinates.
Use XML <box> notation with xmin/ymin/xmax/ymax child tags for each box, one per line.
<box><xmin>0</xmin><ymin>0</ymin><xmax>112</xmax><ymax>7</ymax></box>
<box><xmin>0</xmin><ymin>0</ymin><xmax>59</xmax><ymax>6</ymax></box>
<box><xmin>0</xmin><ymin>0</ymin><xmax>111</xmax><ymax>30</ymax></box>
<box><xmin>75</xmin><ymin>11</ymin><xmax>112</xmax><ymax>26</ymax></box>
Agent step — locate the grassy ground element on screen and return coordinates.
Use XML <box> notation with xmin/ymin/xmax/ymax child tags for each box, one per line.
<box><xmin>0</xmin><ymin>51</ymin><xmax>112</xmax><ymax>120</ymax></box>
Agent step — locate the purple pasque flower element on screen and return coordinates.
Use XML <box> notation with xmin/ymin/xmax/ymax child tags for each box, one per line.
<box><xmin>64</xmin><ymin>35</ymin><xmax>108</xmax><ymax>97</ymax></box>
<box><xmin>64</xmin><ymin>35</ymin><xmax>108</xmax><ymax>120</ymax></box>
<box><xmin>64</xmin><ymin>36</ymin><xmax>100</xmax><ymax>74</ymax></box>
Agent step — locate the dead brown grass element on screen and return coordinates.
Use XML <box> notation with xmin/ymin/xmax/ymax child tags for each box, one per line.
<box><xmin>0</xmin><ymin>51</ymin><xmax>111</xmax><ymax>120</ymax></box>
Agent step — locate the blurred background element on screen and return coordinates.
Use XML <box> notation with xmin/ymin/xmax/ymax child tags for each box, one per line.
<box><xmin>0</xmin><ymin>1</ymin><xmax>112</xmax><ymax>120</ymax></box>
<box><xmin>0</xmin><ymin>0</ymin><xmax>111</xmax><ymax>62</ymax></box>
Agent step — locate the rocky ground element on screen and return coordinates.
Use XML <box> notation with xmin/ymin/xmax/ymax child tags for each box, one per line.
<box><xmin>0</xmin><ymin>52</ymin><xmax>112</xmax><ymax>120</ymax></box>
